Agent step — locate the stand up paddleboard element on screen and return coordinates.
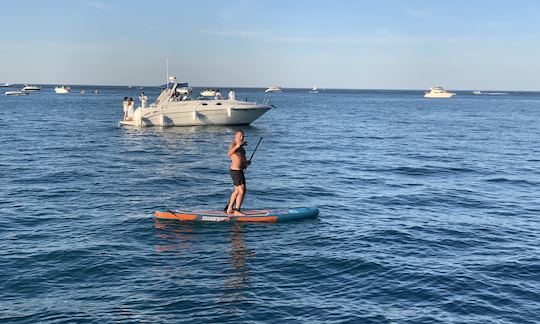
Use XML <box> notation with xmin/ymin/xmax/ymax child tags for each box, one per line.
<box><xmin>155</xmin><ymin>207</ymin><xmax>319</xmax><ymax>223</ymax></box>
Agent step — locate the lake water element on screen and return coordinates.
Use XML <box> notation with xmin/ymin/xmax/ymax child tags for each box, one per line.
<box><xmin>1</xmin><ymin>87</ymin><xmax>539</xmax><ymax>323</ymax></box>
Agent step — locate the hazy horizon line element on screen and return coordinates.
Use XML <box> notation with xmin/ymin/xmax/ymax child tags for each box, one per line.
<box><xmin>2</xmin><ymin>82</ymin><xmax>537</xmax><ymax>93</ymax></box>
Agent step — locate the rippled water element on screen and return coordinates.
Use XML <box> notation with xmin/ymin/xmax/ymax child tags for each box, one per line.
<box><xmin>1</xmin><ymin>87</ymin><xmax>539</xmax><ymax>323</ymax></box>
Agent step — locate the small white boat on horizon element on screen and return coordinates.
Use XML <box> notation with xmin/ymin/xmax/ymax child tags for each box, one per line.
<box><xmin>473</xmin><ymin>90</ymin><xmax>508</xmax><ymax>96</ymax></box>
<box><xmin>265</xmin><ymin>86</ymin><xmax>283</xmax><ymax>93</ymax></box>
<box><xmin>22</xmin><ymin>84</ymin><xmax>41</xmax><ymax>92</ymax></box>
<box><xmin>5</xmin><ymin>90</ymin><xmax>29</xmax><ymax>96</ymax></box>
<box><xmin>0</xmin><ymin>82</ymin><xmax>13</xmax><ymax>87</ymax></box>
<box><xmin>424</xmin><ymin>86</ymin><xmax>456</xmax><ymax>98</ymax></box>
<box><xmin>55</xmin><ymin>85</ymin><xmax>71</xmax><ymax>94</ymax></box>
<box><xmin>200</xmin><ymin>89</ymin><xmax>218</xmax><ymax>97</ymax></box>
<box><xmin>309</xmin><ymin>85</ymin><xmax>319</xmax><ymax>93</ymax></box>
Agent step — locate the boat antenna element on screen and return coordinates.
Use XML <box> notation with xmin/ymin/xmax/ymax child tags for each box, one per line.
<box><xmin>166</xmin><ymin>58</ymin><xmax>169</xmax><ymax>89</ymax></box>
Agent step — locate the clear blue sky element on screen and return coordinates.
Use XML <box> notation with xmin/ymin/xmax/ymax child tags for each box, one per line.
<box><xmin>1</xmin><ymin>0</ymin><xmax>539</xmax><ymax>90</ymax></box>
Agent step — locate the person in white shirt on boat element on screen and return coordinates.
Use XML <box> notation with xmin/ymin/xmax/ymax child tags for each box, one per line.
<box><xmin>228</xmin><ymin>89</ymin><xmax>236</xmax><ymax>101</ymax></box>
<box><xmin>139</xmin><ymin>92</ymin><xmax>148</xmax><ymax>108</ymax></box>
<box><xmin>122</xmin><ymin>96</ymin><xmax>129</xmax><ymax>120</ymax></box>
<box><xmin>214</xmin><ymin>89</ymin><xmax>223</xmax><ymax>100</ymax></box>
<box><xmin>126</xmin><ymin>97</ymin><xmax>135</xmax><ymax>121</ymax></box>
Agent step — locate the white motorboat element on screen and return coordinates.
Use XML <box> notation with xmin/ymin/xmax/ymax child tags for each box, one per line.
<box><xmin>424</xmin><ymin>86</ymin><xmax>456</xmax><ymax>98</ymax></box>
<box><xmin>0</xmin><ymin>82</ymin><xmax>13</xmax><ymax>87</ymax></box>
<box><xmin>22</xmin><ymin>84</ymin><xmax>41</xmax><ymax>92</ymax></box>
<box><xmin>265</xmin><ymin>86</ymin><xmax>283</xmax><ymax>93</ymax></box>
<box><xmin>54</xmin><ymin>85</ymin><xmax>71</xmax><ymax>94</ymax></box>
<box><xmin>200</xmin><ymin>89</ymin><xmax>217</xmax><ymax>97</ymax></box>
<box><xmin>473</xmin><ymin>90</ymin><xmax>508</xmax><ymax>96</ymax></box>
<box><xmin>309</xmin><ymin>85</ymin><xmax>319</xmax><ymax>93</ymax></box>
<box><xmin>119</xmin><ymin>79</ymin><xmax>272</xmax><ymax>127</ymax></box>
<box><xmin>5</xmin><ymin>90</ymin><xmax>29</xmax><ymax>96</ymax></box>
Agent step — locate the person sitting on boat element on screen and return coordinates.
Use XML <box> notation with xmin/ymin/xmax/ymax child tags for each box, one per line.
<box><xmin>226</xmin><ymin>130</ymin><xmax>251</xmax><ymax>216</ymax></box>
<box><xmin>228</xmin><ymin>89</ymin><xmax>236</xmax><ymax>100</ymax></box>
<box><xmin>126</xmin><ymin>97</ymin><xmax>135</xmax><ymax>121</ymax></box>
<box><xmin>214</xmin><ymin>89</ymin><xmax>223</xmax><ymax>100</ymax></box>
<box><xmin>139</xmin><ymin>92</ymin><xmax>148</xmax><ymax>108</ymax></box>
<box><xmin>122</xmin><ymin>96</ymin><xmax>129</xmax><ymax>120</ymax></box>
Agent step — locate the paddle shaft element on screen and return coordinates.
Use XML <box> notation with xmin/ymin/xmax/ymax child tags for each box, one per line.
<box><xmin>248</xmin><ymin>137</ymin><xmax>263</xmax><ymax>162</ymax></box>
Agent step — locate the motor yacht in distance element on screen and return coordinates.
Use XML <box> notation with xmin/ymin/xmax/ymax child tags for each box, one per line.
<box><xmin>0</xmin><ymin>82</ymin><xmax>13</xmax><ymax>87</ymax></box>
<box><xmin>309</xmin><ymin>85</ymin><xmax>319</xmax><ymax>93</ymax></box>
<box><xmin>54</xmin><ymin>85</ymin><xmax>71</xmax><ymax>94</ymax></box>
<box><xmin>22</xmin><ymin>84</ymin><xmax>41</xmax><ymax>92</ymax></box>
<box><xmin>5</xmin><ymin>90</ymin><xmax>29</xmax><ymax>96</ymax></box>
<box><xmin>473</xmin><ymin>90</ymin><xmax>508</xmax><ymax>95</ymax></box>
<box><xmin>200</xmin><ymin>89</ymin><xmax>218</xmax><ymax>97</ymax></box>
<box><xmin>119</xmin><ymin>78</ymin><xmax>272</xmax><ymax>127</ymax></box>
<box><xmin>424</xmin><ymin>86</ymin><xmax>456</xmax><ymax>98</ymax></box>
<box><xmin>265</xmin><ymin>86</ymin><xmax>283</xmax><ymax>93</ymax></box>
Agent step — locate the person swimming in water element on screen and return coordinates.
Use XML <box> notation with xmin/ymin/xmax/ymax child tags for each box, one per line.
<box><xmin>226</xmin><ymin>130</ymin><xmax>250</xmax><ymax>215</ymax></box>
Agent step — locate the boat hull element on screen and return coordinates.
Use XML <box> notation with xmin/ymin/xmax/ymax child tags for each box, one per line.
<box><xmin>123</xmin><ymin>101</ymin><xmax>271</xmax><ymax>127</ymax></box>
<box><xmin>424</xmin><ymin>93</ymin><xmax>456</xmax><ymax>98</ymax></box>
<box><xmin>5</xmin><ymin>91</ymin><xmax>29</xmax><ymax>96</ymax></box>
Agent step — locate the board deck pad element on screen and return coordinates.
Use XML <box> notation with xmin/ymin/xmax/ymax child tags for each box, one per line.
<box><xmin>154</xmin><ymin>207</ymin><xmax>319</xmax><ymax>223</ymax></box>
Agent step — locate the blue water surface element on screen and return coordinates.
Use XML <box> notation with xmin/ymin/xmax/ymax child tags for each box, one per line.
<box><xmin>1</xmin><ymin>87</ymin><xmax>539</xmax><ymax>323</ymax></box>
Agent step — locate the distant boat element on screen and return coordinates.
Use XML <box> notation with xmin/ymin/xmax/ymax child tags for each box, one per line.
<box><xmin>309</xmin><ymin>85</ymin><xmax>319</xmax><ymax>93</ymax></box>
<box><xmin>0</xmin><ymin>82</ymin><xmax>13</xmax><ymax>87</ymax></box>
<box><xmin>473</xmin><ymin>90</ymin><xmax>508</xmax><ymax>96</ymax></box>
<box><xmin>424</xmin><ymin>86</ymin><xmax>456</xmax><ymax>98</ymax></box>
<box><xmin>22</xmin><ymin>84</ymin><xmax>41</xmax><ymax>92</ymax></box>
<box><xmin>54</xmin><ymin>85</ymin><xmax>71</xmax><ymax>94</ymax></box>
<box><xmin>80</xmin><ymin>89</ymin><xmax>86</xmax><ymax>95</ymax></box>
<box><xmin>200</xmin><ymin>89</ymin><xmax>218</xmax><ymax>97</ymax></box>
<box><xmin>5</xmin><ymin>90</ymin><xmax>29</xmax><ymax>96</ymax></box>
<box><xmin>93</xmin><ymin>89</ymin><xmax>99</xmax><ymax>94</ymax></box>
<box><xmin>265</xmin><ymin>86</ymin><xmax>283</xmax><ymax>93</ymax></box>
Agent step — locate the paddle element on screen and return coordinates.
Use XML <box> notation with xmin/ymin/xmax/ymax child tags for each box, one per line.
<box><xmin>224</xmin><ymin>137</ymin><xmax>263</xmax><ymax>212</ymax></box>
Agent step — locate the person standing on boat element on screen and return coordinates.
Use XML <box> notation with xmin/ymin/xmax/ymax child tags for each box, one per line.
<box><xmin>215</xmin><ymin>89</ymin><xmax>223</xmax><ymax>100</ymax></box>
<box><xmin>126</xmin><ymin>97</ymin><xmax>135</xmax><ymax>121</ymax></box>
<box><xmin>139</xmin><ymin>92</ymin><xmax>148</xmax><ymax>108</ymax></box>
<box><xmin>226</xmin><ymin>130</ymin><xmax>250</xmax><ymax>215</ymax></box>
<box><xmin>228</xmin><ymin>89</ymin><xmax>236</xmax><ymax>100</ymax></box>
<box><xmin>122</xmin><ymin>96</ymin><xmax>129</xmax><ymax>120</ymax></box>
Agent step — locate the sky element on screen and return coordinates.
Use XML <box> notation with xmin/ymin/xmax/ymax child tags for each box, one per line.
<box><xmin>1</xmin><ymin>0</ymin><xmax>539</xmax><ymax>90</ymax></box>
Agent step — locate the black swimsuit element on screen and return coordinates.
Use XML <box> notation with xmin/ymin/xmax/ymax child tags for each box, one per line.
<box><xmin>230</xmin><ymin>169</ymin><xmax>246</xmax><ymax>186</ymax></box>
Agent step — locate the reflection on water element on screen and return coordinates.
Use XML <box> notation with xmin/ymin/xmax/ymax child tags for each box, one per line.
<box><xmin>154</xmin><ymin>220</ymin><xmax>194</xmax><ymax>253</ymax></box>
<box><xmin>220</xmin><ymin>223</ymin><xmax>254</xmax><ymax>310</ymax></box>
<box><xmin>154</xmin><ymin>220</ymin><xmax>254</xmax><ymax>313</ymax></box>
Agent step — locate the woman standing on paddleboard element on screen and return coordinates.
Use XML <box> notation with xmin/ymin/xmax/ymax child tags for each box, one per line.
<box><xmin>227</xmin><ymin>130</ymin><xmax>250</xmax><ymax>215</ymax></box>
